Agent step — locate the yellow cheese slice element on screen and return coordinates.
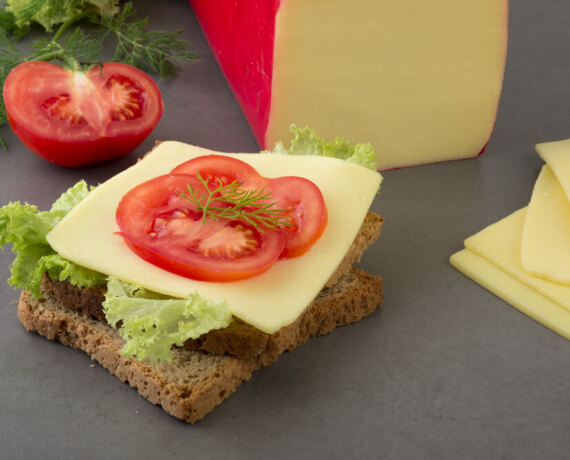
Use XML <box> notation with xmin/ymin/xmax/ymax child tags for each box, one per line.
<box><xmin>450</xmin><ymin>207</ymin><xmax>570</xmax><ymax>340</ymax></box>
<box><xmin>47</xmin><ymin>141</ymin><xmax>382</xmax><ymax>334</ymax></box>
<box><xmin>464</xmin><ymin>208</ymin><xmax>570</xmax><ymax>313</ymax></box>
<box><xmin>521</xmin><ymin>165</ymin><xmax>570</xmax><ymax>284</ymax></box>
<box><xmin>535</xmin><ymin>139</ymin><xmax>570</xmax><ymax>201</ymax></box>
<box><xmin>450</xmin><ymin>249</ymin><xmax>570</xmax><ymax>340</ymax></box>
<box><xmin>267</xmin><ymin>0</ymin><xmax>507</xmax><ymax>169</ymax></box>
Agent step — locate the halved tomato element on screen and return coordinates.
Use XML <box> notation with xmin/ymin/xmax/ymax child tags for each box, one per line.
<box><xmin>3</xmin><ymin>61</ymin><xmax>164</xmax><ymax>167</ymax></box>
<box><xmin>116</xmin><ymin>174</ymin><xmax>284</xmax><ymax>282</ymax></box>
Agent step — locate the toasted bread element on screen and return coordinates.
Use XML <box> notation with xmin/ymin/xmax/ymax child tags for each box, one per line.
<box><xmin>18</xmin><ymin>267</ymin><xmax>382</xmax><ymax>423</ymax></box>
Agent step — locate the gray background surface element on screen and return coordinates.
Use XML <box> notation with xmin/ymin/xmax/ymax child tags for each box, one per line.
<box><xmin>1</xmin><ymin>1</ymin><xmax>569</xmax><ymax>459</ymax></box>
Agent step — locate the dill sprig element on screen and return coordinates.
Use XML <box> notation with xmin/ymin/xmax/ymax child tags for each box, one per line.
<box><xmin>95</xmin><ymin>2</ymin><xmax>197</xmax><ymax>79</ymax></box>
<box><xmin>179</xmin><ymin>173</ymin><xmax>293</xmax><ymax>232</ymax></box>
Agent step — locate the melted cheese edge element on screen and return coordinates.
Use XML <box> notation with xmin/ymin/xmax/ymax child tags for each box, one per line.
<box><xmin>47</xmin><ymin>141</ymin><xmax>382</xmax><ymax>333</ymax></box>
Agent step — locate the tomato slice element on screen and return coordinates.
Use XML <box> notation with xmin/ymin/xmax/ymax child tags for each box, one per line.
<box><xmin>3</xmin><ymin>61</ymin><xmax>163</xmax><ymax>167</ymax></box>
<box><xmin>268</xmin><ymin>176</ymin><xmax>328</xmax><ymax>258</ymax></box>
<box><xmin>116</xmin><ymin>174</ymin><xmax>284</xmax><ymax>282</ymax></box>
<box><xmin>117</xmin><ymin>155</ymin><xmax>328</xmax><ymax>282</ymax></box>
<box><xmin>171</xmin><ymin>154</ymin><xmax>262</xmax><ymax>187</ymax></box>
<box><xmin>171</xmin><ymin>154</ymin><xmax>328</xmax><ymax>257</ymax></box>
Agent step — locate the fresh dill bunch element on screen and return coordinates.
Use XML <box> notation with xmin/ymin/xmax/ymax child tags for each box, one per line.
<box><xmin>24</xmin><ymin>27</ymin><xmax>103</xmax><ymax>68</ymax></box>
<box><xmin>0</xmin><ymin>28</ymin><xmax>24</xmax><ymax>134</ymax></box>
<box><xmin>96</xmin><ymin>2</ymin><xmax>197</xmax><ymax>79</ymax></box>
<box><xmin>1</xmin><ymin>1</ymin><xmax>196</xmax><ymax>76</ymax></box>
<box><xmin>180</xmin><ymin>173</ymin><xmax>293</xmax><ymax>232</ymax></box>
<box><xmin>59</xmin><ymin>26</ymin><xmax>104</xmax><ymax>65</ymax></box>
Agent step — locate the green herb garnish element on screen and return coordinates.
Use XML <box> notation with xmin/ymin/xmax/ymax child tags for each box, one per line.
<box><xmin>179</xmin><ymin>172</ymin><xmax>292</xmax><ymax>232</ymax></box>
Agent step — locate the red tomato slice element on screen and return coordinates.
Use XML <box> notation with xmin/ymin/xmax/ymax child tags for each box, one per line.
<box><xmin>116</xmin><ymin>174</ymin><xmax>284</xmax><ymax>282</ymax></box>
<box><xmin>171</xmin><ymin>154</ymin><xmax>328</xmax><ymax>257</ymax></box>
<box><xmin>171</xmin><ymin>154</ymin><xmax>262</xmax><ymax>187</ymax></box>
<box><xmin>3</xmin><ymin>61</ymin><xmax>164</xmax><ymax>167</ymax></box>
<box><xmin>268</xmin><ymin>176</ymin><xmax>328</xmax><ymax>258</ymax></box>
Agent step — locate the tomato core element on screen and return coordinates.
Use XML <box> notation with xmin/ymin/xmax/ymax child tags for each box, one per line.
<box><xmin>105</xmin><ymin>74</ymin><xmax>146</xmax><ymax>121</ymax></box>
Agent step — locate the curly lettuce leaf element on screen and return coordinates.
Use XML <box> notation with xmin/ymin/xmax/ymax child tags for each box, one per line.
<box><xmin>36</xmin><ymin>253</ymin><xmax>106</xmax><ymax>289</ymax></box>
<box><xmin>0</xmin><ymin>180</ymin><xmax>104</xmax><ymax>297</ymax></box>
<box><xmin>266</xmin><ymin>125</ymin><xmax>378</xmax><ymax>171</ymax></box>
<box><xmin>6</xmin><ymin>0</ymin><xmax>120</xmax><ymax>32</ymax></box>
<box><xmin>103</xmin><ymin>277</ymin><xmax>232</xmax><ymax>363</ymax></box>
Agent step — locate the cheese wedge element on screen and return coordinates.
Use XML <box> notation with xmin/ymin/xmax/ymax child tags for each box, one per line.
<box><xmin>47</xmin><ymin>142</ymin><xmax>382</xmax><ymax>334</ymax></box>
<box><xmin>522</xmin><ymin>165</ymin><xmax>570</xmax><ymax>284</ymax></box>
<box><xmin>189</xmin><ymin>0</ymin><xmax>508</xmax><ymax>170</ymax></box>
<box><xmin>451</xmin><ymin>207</ymin><xmax>570</xmax><ymax>339</ymax></box>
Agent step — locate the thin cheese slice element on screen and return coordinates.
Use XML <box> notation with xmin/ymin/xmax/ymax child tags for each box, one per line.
<box><xmin>450</xmin><ymin>249</ymin><xmax>570</xmax><ymax>340</ymax></box>
<box><xmin>464</xmin><ymin>208</ymin><xmax>570</xmax><ymax>313</ymax></box>
<box><xmin>450</xmin><ymin>207</ymin><xmax>570</xmax><ymax>340</ymax></box>
<box><xmin>536</xmin><ymin>139</ymin><xmax>570</xmax><ymax>201</ymax></box>
<box><xmin>46</xmin><ymin>141</ymin><xmax>382</xmax><ymax>334</ymax></box>
<box><xmin>521</xmin><ymin>165</ymin><xmax>570</xmax><ymax>284</ymax></box>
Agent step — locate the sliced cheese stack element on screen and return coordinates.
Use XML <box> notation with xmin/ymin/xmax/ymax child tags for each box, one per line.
<box><xmin>189</xmin><ymin>0</ymin><xmax>508</xmax><ymax>170</ymax></box>
<box><xmin>450</xmin><ymin>139</ymin><xmax>570</xmax><ymax>340</ymax></box>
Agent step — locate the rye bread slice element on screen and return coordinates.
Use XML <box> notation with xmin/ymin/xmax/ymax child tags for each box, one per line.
<box><xmin>40</xmin><ymin>212</ymin><xmax>383</xmax><ymax>360</ymax></box>
<box><xmin>18</xmin><ymin>267</ymin><xmax>383</xmax><ymax>423</ymax></box>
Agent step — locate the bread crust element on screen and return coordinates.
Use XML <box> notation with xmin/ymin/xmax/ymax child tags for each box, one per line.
<box><xmin>186</xmin><ymin>268</ymin><xmax>383</xmax><ymax>367</ymax></box>
<box><xmin>18</xmin><ymin>290</ymin><xmax>255</xmax><ymax>423</ymax></box>
<box><xmin>18</xmin><ymin>267</ymin><xmax>383</xmax><ymax>423</ymax></box>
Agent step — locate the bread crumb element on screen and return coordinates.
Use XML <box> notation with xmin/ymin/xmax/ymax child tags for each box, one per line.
<box><xmin>90</xmin><ymin>364</ymin><xmax>96</xmax><ymax>368</ymax></box>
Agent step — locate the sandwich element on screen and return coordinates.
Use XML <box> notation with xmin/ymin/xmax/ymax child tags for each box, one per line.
<box><xmin>1</xmin><ymin>127</ymin><xmax>384</xmax><ymax>423</ymax></box>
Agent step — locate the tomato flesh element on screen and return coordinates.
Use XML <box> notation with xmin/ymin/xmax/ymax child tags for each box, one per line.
<box><xmin>268</xmin><ymin>176</ymin><xmax>328</xmax><ymax>258</ymax></box>
<box><xmin>171</xmin><ymin>154</ymin><xmax>260</xmax><ymax>187</ymax></box>
<box><xmin>116</xmin><ymin>155</ymin><xmax>328</xmax><ymax>282</ymax></box>
<box><xmin>116</xmin><ymin>174</ymin><xmax>284</xmax><ymax>282</ymax></box>
<box><xmin>3</xmin><ymin>61</ymin><xmax>164</xmax><ymax>167</ymax></box>
<box><xmin>170</xmin><ymin>155</ymin><xmax>328</xmax><ymax>257</ymax></box>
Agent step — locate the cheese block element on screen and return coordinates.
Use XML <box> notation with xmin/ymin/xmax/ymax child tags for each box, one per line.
<box><xmin>189</xmin><ymin>0</ymin><xmax>508</xmax><ymax>170</ymax></box>
<box><xmin>522</xmin><ymin>165</ymin><xmax>570</xmax><ymax>284</ymax></box>
<box><xmin>451</xmin><ymin>208</ymin><xmax>570</xmax><ymax>339</ymax></box>
<box><xmin>46</xmin><ymin>142</ymin><xmax>382</xmax><ymax>334</ymax></box>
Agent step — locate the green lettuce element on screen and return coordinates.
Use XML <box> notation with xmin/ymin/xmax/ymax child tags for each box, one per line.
<box><xmin>1</xmin><ymin>180</ymin><xmax>232</xmax><ymax>363</ymax></box>
<box><xmin>266</xmin><ymin>125</ymin><xmax>378</xmax><ymax>171</ymax></box>
<box><xmin>103</xmin><ymin>277</ymin><xmax>232</xmax><ymax>363</ymax></box>
<box><xmin>0</xmin><ymin>180</ymin><xmax>105</xmax><ymax>297</ymax></box>
<box><xmin>6</xmin><ymin>0</ymin><xmax>120</xmax><ymax>32</ymax></box>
